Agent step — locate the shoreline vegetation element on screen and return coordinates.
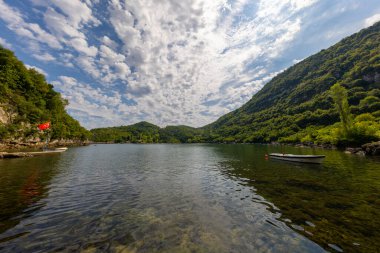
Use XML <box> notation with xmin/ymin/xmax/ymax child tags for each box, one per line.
<box><xmin>1</xmin><ymin>141</ymin><xmax>379</xmax><ymax>159</ymax></box>
<box><xmin>1</xmin><ymin>23</ymin><xmax>380</xmax><ymax>156</ymax></box>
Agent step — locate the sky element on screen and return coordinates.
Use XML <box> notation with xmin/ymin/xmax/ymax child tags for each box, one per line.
<box><xmin>0</xmin><ymin>0</ymin><xmax>380</xmax><ymax>129</ymax></box>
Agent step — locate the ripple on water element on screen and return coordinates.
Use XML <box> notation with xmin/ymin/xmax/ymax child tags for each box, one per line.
<box><xmin>2</xmin><ymin>144</ymin><xmax>378</xmax><ymax>252</ymax></box>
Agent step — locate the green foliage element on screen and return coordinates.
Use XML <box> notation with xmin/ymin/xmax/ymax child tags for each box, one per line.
<box><xmin>359</xmin><ymin>95</ymin><xmax>380</xmax><ymax>107</ymax></box>
<box><xmin>0</xmin><ymin>45</ymin><xmax>89</xmax><ymax>141</ymax></box>
<box><xmin>330</xmin><ymin>83</ymin><xmax>353</xmax><ymax>136</ymax></box>
<box><xmin>90</xmin><ymin>122</ymin><xmax>205</xmax><ymax>144</ymax></box>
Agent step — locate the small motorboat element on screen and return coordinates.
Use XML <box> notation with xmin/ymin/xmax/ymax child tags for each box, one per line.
<box><xmin>269</xmin><ymin>153</ymin><xmax>325</xmax><ymax>164</ymax></box>
<box><xmin>28</xmin><ymin>147</ymin><xmax>68</xmax><ymax>156</ymax></box>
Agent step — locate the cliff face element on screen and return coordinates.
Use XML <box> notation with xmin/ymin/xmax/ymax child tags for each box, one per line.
<box><xmin>0</xmin><ymin>106</ymin><xmax>9</xmax><ymax>124</ymax></box>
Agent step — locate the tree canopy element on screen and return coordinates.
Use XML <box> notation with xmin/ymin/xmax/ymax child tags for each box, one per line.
<box><xmin>0</xmin><ymin>46</ymin><xmax>89</xmax><ymax>141</ymax></box>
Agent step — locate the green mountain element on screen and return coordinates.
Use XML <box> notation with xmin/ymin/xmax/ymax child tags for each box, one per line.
<box><xmin>91</xmin><ymin>121</ymin><xmax>204</xmax><ymax>143</ymax></box>
<box><xmin>205</xmin><ymin>21</ymin><xmax>380</xmax><ymax>146</ymax></box>
<box><xmin>0</xmin><ymin>46</ymin><xmax>89</xmax><ymax>143</ymax></box>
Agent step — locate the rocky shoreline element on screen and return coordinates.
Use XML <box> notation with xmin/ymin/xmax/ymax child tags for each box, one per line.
<box><xmin>291</xmin><ymin>141</ymin><xmax>380</xmax><ymax>156</ymax></box>
<box><xmin>0</xmin><ymin>139</ymin><xmax>90</xmax><ymax>153</ymax></box>
<box><xmin>346</xmin><ymin>141</ymin><xmax>380</xmax><ymax>156</ymax></box>
<box><xmin>1</xmin><ymin>140</ymin><xmax>379</xmax><ymax>158</ymax></box>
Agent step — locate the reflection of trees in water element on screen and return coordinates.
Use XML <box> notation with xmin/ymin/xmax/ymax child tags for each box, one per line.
<box><xmin>0</xmin><ymin>156</ymin><xmax>61</xmax><ymax>236</ymax></box>
<box><xmin>212</xmin><ymin>144</ymin><xmax>380</xmax><ymax>252</ymax></box>
<box><xmin>20</xmin><ymin>170</ymin><xmax>42</xmax><ymax>205</ymax></box>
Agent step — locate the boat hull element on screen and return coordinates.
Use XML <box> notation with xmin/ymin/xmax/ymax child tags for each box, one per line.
<box><xmin>28</xmin><ymin>147</ymin><xmax>68</xmax><ymax>156</ymax></box>
<box><xmin>269</xmin><ymin>153</ymin><xmax>325</xmax><ymax>164</ymax></box>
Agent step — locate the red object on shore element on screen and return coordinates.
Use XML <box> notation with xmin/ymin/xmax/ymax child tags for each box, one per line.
<box><xmin>38</xmin><ymin>122</ymin><xmax>50</xmax><ymax>131</ymax></box>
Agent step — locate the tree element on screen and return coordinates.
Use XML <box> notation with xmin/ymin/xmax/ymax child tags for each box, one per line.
<box><xmin>330</xmin><ymin>83</ymin><xmax>352</xmax><ymax>136</ymax></box>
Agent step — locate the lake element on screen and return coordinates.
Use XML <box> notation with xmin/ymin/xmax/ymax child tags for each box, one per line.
<box><xmin>0</xmin><ymin>144</ymin><xmax>379</xmax><ymax>252</ymax></box>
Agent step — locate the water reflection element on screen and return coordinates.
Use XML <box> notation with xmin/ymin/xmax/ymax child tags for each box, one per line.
<box><xmin>212</xmin><ymin>144</ymin><xmax>380</xmax><ymax>252</ymax></box>
<box><xmin>0</xmin><ymin>155</ymin><xmax>61</xmax><ymax>240</ymax></box>
<box><xmin>1</xmin><ymin>144</ymin><xmax>378</xmax><ymax>252</ymax></box>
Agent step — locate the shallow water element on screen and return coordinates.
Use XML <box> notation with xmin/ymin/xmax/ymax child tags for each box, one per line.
<box><xmin>0</xmin><ymin>144</ymin><xmax>379</xmax><ymax>252</ymax></box>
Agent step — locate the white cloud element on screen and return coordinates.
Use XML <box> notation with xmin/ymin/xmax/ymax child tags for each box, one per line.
<box><xmin>76</xmin><ymin>56</ymin><xmax>100</xmax><ymax>78</ymax></box>
<box><xmin>52</xmin><ymin>76</ymin><xmax>126</xmax><ymax>129</ymax></box>
<box><xmin>0</xmin><ymin>0</ymin><xmax>61</xmax><ymax>49</ymax></box>
<box><xmin>32</xmin><ymin>0</ymin><xmax>100</xmax><ymax>28</ymax></box>
<box><xmin>33</xmin><ymin>52</ymin><xmax>56</xmax><ymax>62</ymax></box>
<box><xmin>25</xmin><ymin>64</ymin><xmax>48</xmax><ymax>76</ymax></box>
<box><xmin>32</xmin><ymin>1</ymin><xmax>100</xmax><ymax>71</ymax></box>
<box><xmin>0</xmin><ymin>37</ymin><xmax>12</xmax><ymax>49</ymax></box>
<box><xmin>69</xmin><ymin>37</ymin><xmax>98</xmax><ymax>57</ymax></box>
<box><xmin>101</xmin><ymin>36</ymin><xmax>118</xmax><ymax>51</ymax></box>
<box><xmin>98</xmin><ymin>0</ymin><xmax>318</xmax><ymax>126</ymax></box>
<box><xmin>364</xmin><ymin>13</ymin><xmax>380</xmax><ymax>27</ymax></box>
<box><xmin>43</xmin><ymin>8</ymin><xmax>85</xmax><ymax>39</ymax></box>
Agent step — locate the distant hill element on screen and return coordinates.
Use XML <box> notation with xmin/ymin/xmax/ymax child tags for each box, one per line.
<box><xmin>0</xmin><ymin>46</ymin><xmax>89</xmax><ymax>143</ymax></box>
<box><xmin>91</xmin><ymin>121</ymin><xmax>204</xmax><ymax>143</ymax></box>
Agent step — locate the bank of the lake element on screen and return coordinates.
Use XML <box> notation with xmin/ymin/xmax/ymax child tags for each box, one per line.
<box><xmin>0</xmin><ymin>139</ymin><xmax>90</xmax><ymax>153</ymax></box>
<box><xmin>0</xmin><ymin>144</ymin><xmax>379</xmax><ymax>252</ymax></box>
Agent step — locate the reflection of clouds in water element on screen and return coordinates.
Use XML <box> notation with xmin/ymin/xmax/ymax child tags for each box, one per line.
<box><xmin>0</xmin><ymin>145</ymin><xmax>327</xmax><ymax>252</ymax></box>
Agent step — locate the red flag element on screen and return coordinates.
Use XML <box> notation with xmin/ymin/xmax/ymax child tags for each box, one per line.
<box><xmin>38</xmin><ymin>122</ymin><xmax>50</xmax><ymax>131</ymax></box>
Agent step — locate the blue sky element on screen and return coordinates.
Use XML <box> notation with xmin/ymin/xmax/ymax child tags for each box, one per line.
<box><xmin>0</xmin><ymin>0</ymin><xmax>379</xmax><ymax>129</ymax></box>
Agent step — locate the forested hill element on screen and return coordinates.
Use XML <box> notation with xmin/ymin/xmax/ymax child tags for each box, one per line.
<box><xmin>0</xmin><ymin>46</ymin><xmax>89</xmax><ymax>143</ymax></box>
<box><xmin>91</xmin><ymin>122</ymin><xmax>204</xmax><ymax>143</ymax></box>
<box><xmin>205</xmin><ymin>21</ymin><xmax>380</xmax><ymax>145</ymax></box>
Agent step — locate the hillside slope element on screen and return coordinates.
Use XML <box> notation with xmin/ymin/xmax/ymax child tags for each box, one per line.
<box><xmin>205</xmin><ymin>22</ymin><xmax>380</xmax><ymax>145</ymax></box>
<box><xmin>0</xmin><ymin>46</ymin><xmax>89</xmax><ymax>144</ymax></box>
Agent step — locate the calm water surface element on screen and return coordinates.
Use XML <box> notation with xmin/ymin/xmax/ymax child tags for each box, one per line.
<box><xmin>0</xmin><ymin>144</ymin><xmax>379</xmax><ymax>252</ymax></box>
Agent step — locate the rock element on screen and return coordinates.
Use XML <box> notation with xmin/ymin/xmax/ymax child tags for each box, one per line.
<box><xmin>0</xmin><ymin>106</ymin><xmax>10</xmax><ymax>124</ymax></box>
<box><xmin>49</xmin><ymin>140</ymin><xmax>58</xmax><ymax>144</ymax></box>
<box><xmin>356</xmin><ymin>151</ymin><xmax>366</xmax><ymax>156</ymax></box>
<box><xmin>362</xmin><ymin>141</ymin><xmax>380</xmax><ymax>156</ymax></box>
<box><xmin>345</xmin><ymin>147</ymin><xmax>363</xmax><ymax>154</ymax></box>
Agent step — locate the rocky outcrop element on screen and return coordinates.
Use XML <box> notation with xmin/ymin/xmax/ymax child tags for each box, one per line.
<box><xmin>362</xmin><ymin>141</ymin><xmax>380</xmax><ymax>156</ymax></box>
<box><xmin>344</xmin><ymin>147</ymin><xmax>366</xmax><ymax>156</ymax></box>
<box><xmin>0</xmin><ymin>106</ymin><xmax>10</xmax><ymax>124</ymax></box>
<box><xmin>344</xmin><ymin>141</ymin><xmax>380</xmax><ymax>156</ymax></box>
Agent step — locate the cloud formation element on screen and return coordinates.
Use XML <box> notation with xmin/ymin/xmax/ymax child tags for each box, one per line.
<box><xmin>365</xmin><ymin>13</ymin><xmax>380</xmax><ymax>27</ymax></box>
<box><xmin>0</xmin><ymin>0</ymin><xmax>379</xmax><ymax>129</ymax></box>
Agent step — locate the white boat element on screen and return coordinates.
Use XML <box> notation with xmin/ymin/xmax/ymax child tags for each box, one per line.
<box><xmin>269</xmin><ymin>153</ymin><xmax>325</xmax><ymax>164</ymax></box>
<box><xmin>28</xmin><ymin>147</ymin><xmax>68</xmax><ymax>156</ymax></box>
<box><xmin>54</xmin><ymin>147</ymin><xmax>68</xmax><ymax>151</ymax></box>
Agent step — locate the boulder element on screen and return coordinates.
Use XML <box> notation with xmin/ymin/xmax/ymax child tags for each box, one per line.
<box><xmin>362</xmin><ymin>141</ymin><xmax>380</xmax><ymax>156</ymax></box>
